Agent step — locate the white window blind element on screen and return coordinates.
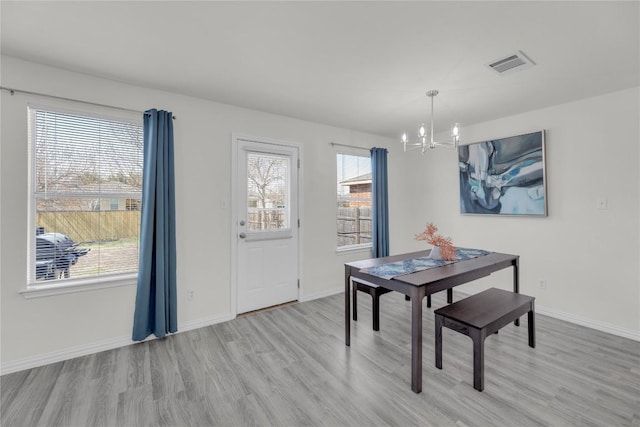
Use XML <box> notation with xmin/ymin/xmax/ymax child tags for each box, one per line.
<box><xmin>28</xmin><ymin>107</ymin><xmax>143</xmax><ymax>285</ymax></box>
<box><xmin>336</xmin><ymin>152</ymin><xmax>372</xmax><ymax>249</ymax></box>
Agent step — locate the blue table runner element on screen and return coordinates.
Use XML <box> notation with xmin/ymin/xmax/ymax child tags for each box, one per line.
<box><xmin>360</xmin><ymin>248</ymin><xmax>491</xmax><ymax>280</ymax></box>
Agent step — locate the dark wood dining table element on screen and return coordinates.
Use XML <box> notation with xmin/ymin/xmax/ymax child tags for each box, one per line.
<box><xmin>344</xmin><ymin>250</ymin><xmax>520</xmax><ymax>393</ymax></box>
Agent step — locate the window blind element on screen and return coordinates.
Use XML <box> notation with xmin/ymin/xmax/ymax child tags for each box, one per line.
<box><xmin>29</xmin><ymin>107</ymin><xmax>144</xmax><ymax>284</ymax></box>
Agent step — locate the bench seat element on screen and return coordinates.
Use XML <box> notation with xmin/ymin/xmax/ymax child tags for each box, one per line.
<box><xmin>435</xmin><ymin>287</ymin><xmax>535</xmax><ymax>391</ymax></box>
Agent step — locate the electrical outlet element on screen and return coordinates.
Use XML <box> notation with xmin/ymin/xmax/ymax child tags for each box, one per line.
<box><xmin>187</xmin><ymin>289</ymin><xmax>195</xmax><ymax>301</ymax></box>
<box><xmin>538</xmin><ymin>279</ymin><xmax>547</xmax><ymax>290</ymax></box>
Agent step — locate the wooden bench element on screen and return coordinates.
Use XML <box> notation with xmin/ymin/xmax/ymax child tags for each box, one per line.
<box><xmin>352</xmin><ymin>278</ymin><xmax>454</xmax><ymax>331</ymax></box>
<box><xmin>434</xmin><ymin>287</ymin><xmax>535</xmax><ymax>391</ymax></box>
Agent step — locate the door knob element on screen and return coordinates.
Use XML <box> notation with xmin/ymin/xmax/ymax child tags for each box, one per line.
<box><xmin>239</xmin><ymin>220</ymin><xmax>246</xmax><ymax>226</ymax></box>
<box><xmin>239</xmin><ymin>232</ymin><xmax>246</xmax><ymax>239</ymax></box>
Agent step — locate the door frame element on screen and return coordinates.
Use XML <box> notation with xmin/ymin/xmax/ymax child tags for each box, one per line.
<box><xmin>230</xmin><ymin>133</ymin><xmax>303</xmax><ymax>318</ymax></box>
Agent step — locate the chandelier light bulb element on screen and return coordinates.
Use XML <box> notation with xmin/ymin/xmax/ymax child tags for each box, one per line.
<box><xmin>401</xmin><ymin>132</ymin><xmax>408</xmax><ymax>144</ymax></box>
<box><xmin>451</xmin><ymin>123</ymin><xmax>461</xmax><ymax>142</ymax></box>
<box><xmin>418</xmin><ymin>124</ymin><xmax>426</xmax><ymax>138</ymax></box>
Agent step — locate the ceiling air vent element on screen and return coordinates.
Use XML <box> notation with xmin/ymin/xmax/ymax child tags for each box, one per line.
<box><xmin>486</xmin><ymin>51</ymin><xmax>535</xmax><ymax>75</ymax></box>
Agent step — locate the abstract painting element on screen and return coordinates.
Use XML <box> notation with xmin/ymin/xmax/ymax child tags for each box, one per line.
<box><xmin>458</xmin><ymin>131</ymin><xmax>547</xmax><ymax>216</ymax></box>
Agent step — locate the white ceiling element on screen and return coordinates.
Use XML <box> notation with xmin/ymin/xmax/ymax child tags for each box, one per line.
<box><xmin>1</xmin><ymin>1</ymin><xmax>638</xmax><ymax>138</ymax></box>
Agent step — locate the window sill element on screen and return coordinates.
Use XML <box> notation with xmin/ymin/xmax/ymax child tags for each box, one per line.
<box><xmin>336</xmin><ymin>244</ymin><xmax>372</xmax><ymax>255</ymax></box>
<box><xmin>21</xmin><ymin>274</ymin><xmax>137</xmax><ymax>299</ymax></box>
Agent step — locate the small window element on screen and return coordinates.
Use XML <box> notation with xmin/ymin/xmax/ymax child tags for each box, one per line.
<box><xmin>246</xmin><ymin>151</ymin><xmax>290</xmax><ymax>231</ymax></box>
<box><xmin>336</xmin><ymin>152</ymin><xmax>372</xmax><ymax>250</ymax></box>
<box><xmin>28</xmin><ymin>107</ymin><xmax>143</xmax><ymax>286</ymax></box>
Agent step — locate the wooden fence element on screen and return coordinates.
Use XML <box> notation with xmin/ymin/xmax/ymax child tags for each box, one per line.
<box><xmin>337</xmin><ymin>207</ymin><xmax>372</xmax><ymax>246</ymax></box>
<box><xmin>248</xmin><ymin>209</ymin><xmax>286</xmax><ymax>230</ymax></box>
<box><xmin>37</xmin><ymin>211</ymin><xmax>141</xmax><ymax>243</ymax></box>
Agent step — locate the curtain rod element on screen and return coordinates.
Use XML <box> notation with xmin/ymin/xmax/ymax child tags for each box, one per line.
<box><xmin>329</xmin><ymin>142</ymin><xmax>370</xmax><ymax>151</ymax></box>
<box><xmin>0</xmin><ymin>86</ymin><xmax>176</xmax><ymax>119</ymax></box>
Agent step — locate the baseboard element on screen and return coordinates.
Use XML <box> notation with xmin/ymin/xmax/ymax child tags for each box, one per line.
<box><xmin>300</xmin><ymin>286</ymin><xmax>342</xmax><ymax>302</ymax></box>
<box><xmin>0</xmin><ymin>312</ymin><xmax>234</xmax><ymax>376</ymax></box>
<box><xmin>180</xmin><ymin>313</ymin><xmax>235</xmax><ymax>332</ymax></box>
<box><xmin>453</xmin><ymin>289</ymin><xmax>639</xmax><ymax>342</ymax></box>
<box><xmin>534</xmin><ymin>306</ymin><xmax>640</xmax><ymax>342</ymax></box>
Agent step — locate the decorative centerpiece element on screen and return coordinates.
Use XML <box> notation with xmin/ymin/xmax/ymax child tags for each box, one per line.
<box><xmin>415</xmin><ymin>223</ymin><xmax>457</xmax><ymax>261</ymax></box>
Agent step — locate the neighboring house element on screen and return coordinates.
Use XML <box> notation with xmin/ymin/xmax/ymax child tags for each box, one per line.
<box><xmin>36</xmin><ymin>180</ymin><xmax>142</xmax><ymax>212</ymax></box>
<box><xmin>88</xmin><ymin>181</ymin><xmax>142</xmax><ymax>211</ymax></box>
<box><xmin>339</xmin><ymin>172</ymin><xmax>371</xmax><ymax>208</ymax></box>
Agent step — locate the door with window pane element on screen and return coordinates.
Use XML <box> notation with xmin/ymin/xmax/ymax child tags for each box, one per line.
<box><xmin>235</xmin><ymin>138</ymin><xmax>299</xmax><ymax>314</ymax></box>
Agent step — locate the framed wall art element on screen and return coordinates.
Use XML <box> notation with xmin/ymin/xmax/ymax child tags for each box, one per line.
<box><xmin>458</xmin><ymin>130</ymin><xmax>547</xmax><ymax>216</ymax></box>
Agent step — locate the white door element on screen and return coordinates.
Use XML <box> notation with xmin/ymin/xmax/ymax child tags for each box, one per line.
<box><xmin>234</xmin><ymin>136</ymin><xmax>299</xmax><ymax>314</ymax></box>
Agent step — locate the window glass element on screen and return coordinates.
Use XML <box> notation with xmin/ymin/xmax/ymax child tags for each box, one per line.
<box><xmin>336</xmin><ymin>153</ymin><xmax>372</xmax><ymax>249</ymax></box>
<box><xmin>29</xmin><ymin>107</ymin><xmax>143</xmax><ymax>285</ymax></box>
<box><xmin>246</xmin><ymin>152</ymin><xmax>290</xmax><ymax>231</ymax></box>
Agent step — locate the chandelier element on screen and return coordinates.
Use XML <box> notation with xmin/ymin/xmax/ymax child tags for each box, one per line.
<box><xmin>401</xmin><ymin>90</ymin><xmax>461</xmax><ymax>153</ymax></box>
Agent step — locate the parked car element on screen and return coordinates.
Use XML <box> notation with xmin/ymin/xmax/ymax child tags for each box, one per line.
<box><xmin>35</xmin><ymin>232</ymin><xmax>90</xmax><ymax>280</ymax></box>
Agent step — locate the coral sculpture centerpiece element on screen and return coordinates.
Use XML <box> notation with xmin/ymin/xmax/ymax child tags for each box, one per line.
<box><xmin>415</xmin><ymin>223</ymin><xmax>457</xmax><ymax>261</ymax></box>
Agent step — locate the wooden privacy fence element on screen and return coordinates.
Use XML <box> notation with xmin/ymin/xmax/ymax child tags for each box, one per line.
<box><xmin>37</xmin><ymin>211</ymin><xmax>141</xmax><ymax>243</ymax></box>
<box><xmin>337</xmin><ymin>206</ymin><xmax>372</xmax><ymax>246</ymax></box>
<box><xmin>248</xmin><ymin>209</ymin><xmax>286</xmax><ymax>230</ymax></box>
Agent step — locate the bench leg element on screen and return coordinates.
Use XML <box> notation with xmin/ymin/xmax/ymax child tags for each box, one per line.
<box><xmin>528</xmin><ymin>304</ymin><xmax>536</xmax><ymax>348</ymax></box>
<box><xmin>471</xmin><ymin>329</ymin><xmax>486</xmax><ymax>391</ymax></box>
<box><xmin>352</xmin><ymin>285</ymin><xmax>358</xmax><ymax>322</ymax></box>
<box><xmin>372</xmin><ymin>293</ymin><xmax>380</xmax><ymax>331</ymax></box>
<box><xmin>447</xmin><ymin>288</ymin><xmax>453</xmax><ymax>304</ymax></box>
<box><xmin>435</xmin><ymin>314</ymin><xmax>443</xmax><ymax>369</ymax></box>
<box><xmin>426</xmin><ymin>295</ymin><xmax>431</xmax><ymax>308</ymax></box>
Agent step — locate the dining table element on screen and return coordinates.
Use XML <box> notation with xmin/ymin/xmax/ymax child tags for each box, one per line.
<box><xmin>344</xmin><ymin>249</ymin><xmax>520</xmax><ymax>393</ymax></box>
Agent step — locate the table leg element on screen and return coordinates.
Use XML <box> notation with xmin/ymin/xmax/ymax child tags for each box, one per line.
<box><xmin>345</xmin><ymin>267</ymin><xmax>351</xmax><ymax>346</ymax></box>
<box><xmin>435</xmin><ymin>314</ymin><xmax>443</xmax><ymax>370</ymax></box>
<box><xmin>352</xmin><ymin>281</ymin><xmax>358</xmax><ymax>321</ymax></box>
<box><xmin>411</xmin><ymin>288</ymin><xmax>425</xmax><ymax>393</ymax></box>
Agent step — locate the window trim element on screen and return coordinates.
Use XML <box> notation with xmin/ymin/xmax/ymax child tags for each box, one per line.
<box><xmin>25</xmin><ymin>103</ymin><xmax>143</xmax><ymax>294</ymax></box>
<box><xmin>335</xmin><ymin>243</ymin><xmax>372</xmax><ymax>254</ymax></box>
<box><xmin>20</xmin><ymin>274</ymin><xmax>137</xmax><ymax>299</ymax></box>
<box><xmin>335</xmin><ymin>149</ymin><xmax>373</xmax><ymax>251</ymax></box>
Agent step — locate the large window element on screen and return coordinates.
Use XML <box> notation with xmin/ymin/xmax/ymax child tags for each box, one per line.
<box><xmin>28</xmin><ymin>107</ymin><xmax>143</xmax><ymax>286</ymax></box>
<box><xmin>336</xmin><ymin>152</ymin><xmax>372</xmax><ymax>250</ymax></box>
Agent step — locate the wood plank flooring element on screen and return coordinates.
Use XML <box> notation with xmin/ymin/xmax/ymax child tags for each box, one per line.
<box><xmin>2</xmin><ymin>291</ymin><xmax>639</xmax><ymax>426</ymax></box>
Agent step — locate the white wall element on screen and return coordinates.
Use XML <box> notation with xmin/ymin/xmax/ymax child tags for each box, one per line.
<box><xmin>393</xmin><ymin>87</ymin><xmax>640</xmax><ymax>340</ymax></box>
<box><xmin>0</xmin><ymin>56</ymin><xmax>406</xmax><ymax>371</ymax></box>
<box><xmin>2</xmin><ymin>55</ymin><xmax>638</xmax><ymax>373</ymax></box>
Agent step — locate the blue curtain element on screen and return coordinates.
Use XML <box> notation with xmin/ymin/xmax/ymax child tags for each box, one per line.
<box><xmin>371</xmin><ymin>147</ymin><xmax>389</xmax><ymax>258</ymax></box>
<box><xmin>132</xmin><ymin>109</ymin><xmax>177</xmax><ymax>341</ymax></box>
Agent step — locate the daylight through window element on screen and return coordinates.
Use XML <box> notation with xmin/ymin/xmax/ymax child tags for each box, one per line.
<box><xmin>28</xmin><ymin>107</ymin><xmax>143</xmax><ymax>285</ymax></box>
<box><xmin>246</xmin><ymin>152</ymin><xmax>290</xmax><ymax>231</ymax></box>
<box><xmin>336</xmin><ymin>152</ymin><xmax>372</xmax><ymax>249</ymax></box>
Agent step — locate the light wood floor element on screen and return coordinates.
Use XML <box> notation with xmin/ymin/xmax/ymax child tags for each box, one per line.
<box><xmin>2</xmin><ymin>291</ymin><xmax>639</xmax><ymax>426</ymax></box>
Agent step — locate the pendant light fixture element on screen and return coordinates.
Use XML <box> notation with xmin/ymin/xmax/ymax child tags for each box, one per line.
<box><xmin>401</xmin><ymin>90</ymin><xmax>460</xmax><ymax>153</ymax></box>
